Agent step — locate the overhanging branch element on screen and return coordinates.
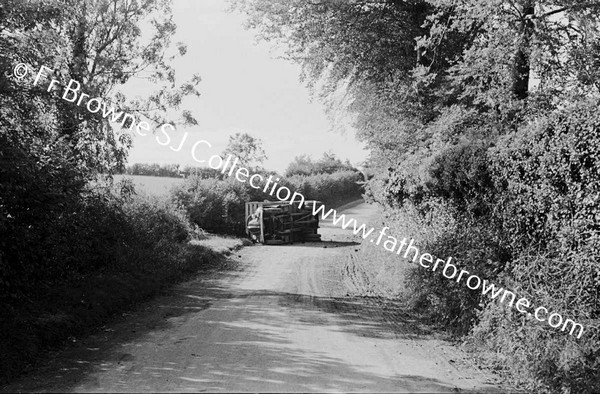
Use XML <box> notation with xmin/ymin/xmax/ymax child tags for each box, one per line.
<box><xmin>538</xmin><ymin>3</ymin><xmax>600</xmax><ymax>19</ymax></box>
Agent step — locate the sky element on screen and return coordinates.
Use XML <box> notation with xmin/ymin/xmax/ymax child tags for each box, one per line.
<box><xmin>124</xmin><ymin>0</ymin><xmax>368</xmax><ymax>173</ymax></box>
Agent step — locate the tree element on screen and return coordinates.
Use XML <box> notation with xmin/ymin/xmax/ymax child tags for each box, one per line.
<box><xmin>235</xmin><ymin>2</ymin><xmax>600</xmax><ymax>390</ymax></box>
<box><xmin>0</xmin><ymin>0</ymin><xmax>201</xmax><ymax>303</ymax></box>
<box><xmin>284</xmin><ymin>154</ymin><xmax>315</xmax><ymax>176</ymax></box>
<box><xmin>235</xmin><ymin>0</ymin><xmax>600</xmax><ymax>176</ymax></box>
<box><xmin>2</xmin><ymin>0</ymin><xmax>201</xmax><ymax>178</ymax></box>
<box><xmin>221</xmin><ymin>132</ymin><xmax>267</xmax><ymax>168</ymax></box>
<box><xmin>231</xmin><ymin>0</ymin><xmax>444</xmax><ymax>172</ymax></box>
<box><xmin>422</xmin><ymin>0</ymin><xmax>600</xmax><ymax>103</ymax></box>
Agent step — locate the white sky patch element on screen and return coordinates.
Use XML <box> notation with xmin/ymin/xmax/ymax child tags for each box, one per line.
<box><xmin>122</xmin><ymin>0</ymin><xmax>368</xmax><ymax>173</ymax></box>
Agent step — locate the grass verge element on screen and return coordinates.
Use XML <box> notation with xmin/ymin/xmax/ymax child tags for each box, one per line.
<box><xmin>0</xmin><ymin>237</ymin><xmax>250</xmax><ymax>384</ymax></box>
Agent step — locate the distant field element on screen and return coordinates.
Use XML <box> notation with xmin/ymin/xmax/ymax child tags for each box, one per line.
<box><xmin>113</xmin><ymin>175</ymin><xmax>184</xmax><ymax>196</ymax></box>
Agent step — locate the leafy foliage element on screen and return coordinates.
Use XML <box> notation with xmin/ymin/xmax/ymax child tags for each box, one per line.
<box><xmin>221</xmin><ymin>132</ymin><xmax>268</xmax><ymax>168</ymax></box>
<box><xmin>285</xmin><ymin>152</ymin><xmax>358</xmax><ymax>176</ymax></box>
<box><xmin>125</xmin><ymin>163</ymin><xmax>183</xmax><ymax>177</ymax></box>
<box><xmin>238</xmin><ymin>0</ymin><xmax>600</xmax><ymax>390</ymax></box>
<box><xmin>0</xmin><ymin>0</ymin><xmax>203</xmax><ymax>380</ymax></box>
<box><xmin>462</xmin><ymin>101</ymin><xmax>599</xmax><ymax>392</ymax></box>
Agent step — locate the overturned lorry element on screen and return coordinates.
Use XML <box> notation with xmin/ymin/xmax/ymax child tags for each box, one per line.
<box><xmin>245</xmin><ymin>200</ymin><xmax>322</xmax><ymax>244</ymax></box>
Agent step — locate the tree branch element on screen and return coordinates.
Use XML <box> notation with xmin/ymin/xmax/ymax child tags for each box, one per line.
<box><xmin>538</xmin><ymin>3</ymin><xmax>600</xmax><ymax>19</ymax></box>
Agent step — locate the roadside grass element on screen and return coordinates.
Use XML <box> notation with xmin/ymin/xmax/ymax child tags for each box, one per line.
<box><xmin>342</xmin><ymin>203</ymin><xmax>425</xmax><ymax>300</ymax></box>
<box><xmin>191</xmin><ymin>235</ymin><xmax>252</xmax><ymax>255</ymax></box>
<box><xmin>343</xmin><ymin>203</ymin><xmax>519</xmax><ymax>390</ymax></box>
<box><xmin>0</xmin><ymin>231</ymin><xmax>246</xmax><ymax>384</ymax></box>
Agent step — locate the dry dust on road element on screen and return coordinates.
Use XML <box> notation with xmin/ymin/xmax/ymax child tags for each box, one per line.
<box><xmin>2</xmin><ymin>201</ymin><xmax>505</xmax><ymax>393</ymax></box>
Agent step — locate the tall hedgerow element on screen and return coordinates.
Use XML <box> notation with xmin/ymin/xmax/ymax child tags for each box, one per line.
<box><xmin>469</xmin><ymin>101</ymin><xmax>600</xmax><ymax>393</ymax></box>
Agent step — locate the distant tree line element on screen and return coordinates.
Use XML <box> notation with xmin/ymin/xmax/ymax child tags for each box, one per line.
<box><xmin>284</xmin><ymin>153</ymin><xmax>357</xmax><ymax>176</ymax></box>
<box><xmin>123</xmin><ymin>163</ymin><xmax>233</xmax><ymax>179</ymax></box>
<box><xmin>124</xmin><ymin>151</ymin><xmax>360</xmax><ymax>179</ymax></box>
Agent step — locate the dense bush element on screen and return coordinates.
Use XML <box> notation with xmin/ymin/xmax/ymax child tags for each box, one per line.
<box><xmin>468</xmin><ymin>102</ymin><xmax>600</xmax><ymax>393</ymax></box>
<box><xmin>0</xmin><ymin>177</ymin><xmax>215</xmax><ymax>382</ymax></box>
<box><xmin>286</xmin><ymin>170</ymin><xmax>364</xmax><ymax>207</ymax></box>
<box><xmin>425</xmin><ymin>142</ymin><xmax>495</xmax><ymax>216</ymax></box>
<box><xmin>489</xmin><ymin>104</ymin><xmax>600</xmax><ymax>253</ymax></box>
<box><xmin>124</xmin><ymin>163</ymin><xmax>229</xmax><ymax>179</ymax></box>
<box><xmin>183</xmin><ymin>166</ymin><xmax>228</xmax><ymax>179</ymax></box>
<box><xmin>125</xmin><ymin>163</ymin><xmax>183</xmax><ymax>177</ymax></box>
<box><xmin>172</xmin><ymin>177</ymin><xmax>264</xmax><ymax>235</ymax></box>
<box><xmin>381</xmin><ymin>101</ymin><xmax>600</xmax><ymax>392</ymax></box>
<box><xmin>0</xmin><ymin>177</ymin><xmax>201</xmax><ymax>304</ymax></box>
<box><xmin>471</xmin><ymin>248</ymin><xmax>600</xmax><ymax>393</ymax></box>
<box><xmin>123</xmin><ymin>194</ymin><xmax>193</xmax><ymax>246</ymax></box>
<box><xmin>403</xmin><ymin>199</ymin><xmax>511</xmax><ymax>334</ymax></box>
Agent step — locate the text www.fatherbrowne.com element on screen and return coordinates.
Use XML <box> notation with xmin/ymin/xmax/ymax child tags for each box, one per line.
<box><xmin>307</xmin><ymin>202</ymin><xmax>585</xmax><ymax>339</ymax></box>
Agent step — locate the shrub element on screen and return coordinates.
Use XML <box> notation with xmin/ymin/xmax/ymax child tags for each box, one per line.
<box><xmin>426</xmin><ymin>142</ymin><xmax>495</xmax><ymax>216</ymax></box>
<box><xmin>489</xmin><ymin>104</ymin><xmax>600</xmax><ymax>253</ymax></box>
<box><xmin>468</xmin><ymin>101</ymin><xmax>600</xmax><ymax>392</ymax></box>
<box><xmin>284</xmin><ymin>153</ymin><xmax>357</xmax><ymax>176</ymax></box>
<box><xmin>123</xmin><ymin>195</ymin><xmax>192</xmax><ymax>246</ymax></box>
<box><xmin>0</xmin><ymin>176</ymin><xmax>215</xmax><ymax>381</ymax></box>
<box><xmin>173</xmin><ymin>176</ymin><xmax>255</xmax><ymax>235</ymax></box>
<box><xmin>373</xmin><ymin>100</ymin><xmax>600</xmax><ymax>391</ymax></box>
<box><xmin>471</xmin><ymin>247</ymin><xmax>600</xmax><ymax>393</ymax></box>
<box><xmin>286</xmin><ymin>170</ymin><xmax>364</xmax><ymax>206</ymax></box>
<box><xmin>402</xmin><ymin>198</ymin><xmax>511</xmax><ymax>334</ymax></box>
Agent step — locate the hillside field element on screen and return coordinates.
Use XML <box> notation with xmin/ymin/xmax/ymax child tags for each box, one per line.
<box><xmin>114</xmin><ymin>174</ymin><xmax>184</xmax><ymax>196</ymax></box>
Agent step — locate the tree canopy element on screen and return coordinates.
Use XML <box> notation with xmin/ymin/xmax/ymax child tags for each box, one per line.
<box><xmin>0</xmin><ymin>0</ymin><xmax>201</xmax><ymax>305</ymax></box>
<box><xmin>233</xmin><ymin>0</ymin><xmax>600</xmax><ymax>172</ymax></box>
<box><xmin>1</xmin><ymin>0</ymin><xmax>200</xmax><ymax>178</ymax></box>
<box><xmin>285</xmin><ymin>153</ymin><xmax>357</xmax><ymax>176</ymax></box>
<box><xmin>221</xmin><ymin>132</ymin><xmax>268</xmax><ymax>168</ymax></box>
<box><xmin>235</xmin><ymin>1</ymin><xmax>600</xmax><ymax>390</ymax></box>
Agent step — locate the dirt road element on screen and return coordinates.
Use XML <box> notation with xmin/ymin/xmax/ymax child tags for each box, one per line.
<box><xmin>3</xmin><ymin>202</ymin><xmax>504</xmax><ymax>393</ymax></box>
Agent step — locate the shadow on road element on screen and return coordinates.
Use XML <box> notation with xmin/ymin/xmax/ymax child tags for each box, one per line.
<box><xmin>2</xmin><ymin>269</ymin><xmax>468</xmax><ymax>393</ymax></box>
<box><xmin>281</xmin><ymin>240</ymin><xmax>362</xmax><ymax>248</ymax></box>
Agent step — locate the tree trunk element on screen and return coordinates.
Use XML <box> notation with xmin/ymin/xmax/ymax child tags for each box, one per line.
<box><xmin>511</xmin><ymin>1</ymin><xmax>535</xmax><ymax>100</ymax></box>
<box><xmin>61</xmin><ymin>1</ymin><xmax>88</xmax><ymax>136</ymax></box>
